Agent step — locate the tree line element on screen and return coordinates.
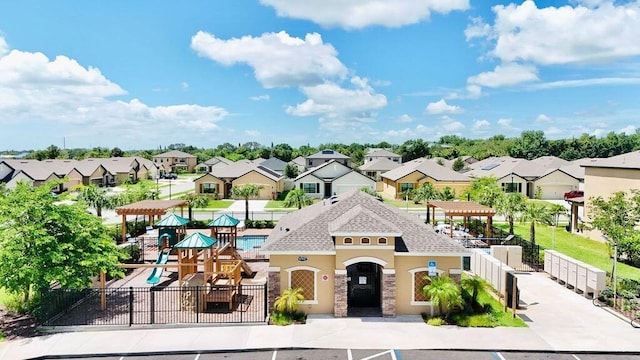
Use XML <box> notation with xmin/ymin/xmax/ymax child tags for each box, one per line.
<box><xmin>5</xmin><ymin>129</ymin><xmax>640</xmax><ymax>165</ymax></box>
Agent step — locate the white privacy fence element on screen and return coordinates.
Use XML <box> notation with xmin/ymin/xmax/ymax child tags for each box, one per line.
<box><xmin>470</xmin><ymin>248</ymin><xmax>516</xmax><ymax>295</ymax></box>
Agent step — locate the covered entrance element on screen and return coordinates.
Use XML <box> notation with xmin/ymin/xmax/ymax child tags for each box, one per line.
<box><xmin>347</xmin><ymin>262</ymin><xmax>381</xmax><ymax>316</ymax></box>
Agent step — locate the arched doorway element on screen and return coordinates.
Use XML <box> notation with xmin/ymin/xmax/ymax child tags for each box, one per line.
<box><xmin>347</xmin><ymin>262</ymin><xmax>382</xmax><ymax>316</ymax></box>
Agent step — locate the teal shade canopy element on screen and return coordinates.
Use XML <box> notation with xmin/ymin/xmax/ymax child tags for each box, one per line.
<box><xmin>154</xmin><ymin>213</ymin><xmax>189</xmax><ymax>227</ymax></box>
<box><xmin>208</xmin><ymin>214</ymin><xmax>240</xmax><ymax>227</ymax></box>
<box><xmin>174</xmin><ymin>232</ymin><xmax>218</xmax><ymax>249</ymax></box>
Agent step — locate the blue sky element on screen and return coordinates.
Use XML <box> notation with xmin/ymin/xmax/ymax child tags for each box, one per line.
<box><xmin>1</xmin><ymin>0</ymin><xmax>639</xmax><ymax>150</ymax></box>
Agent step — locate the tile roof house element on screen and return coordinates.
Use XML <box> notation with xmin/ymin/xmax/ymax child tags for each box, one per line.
<box><xmin>466</xmin><ymin>156</ymin><xmax>580</xmax><ymax>200</ymax></box>
<box><xmin>263</xmin><ymin>190</ymin><xmax>469</xmax><ymax>317</ymax></box>
<box><xmin>194</xmin><ymin>162</ymin><xmax>285</xmax><ymax>200</ymax></box>
<box><xmin>196</xmin><ymin>156</ymin><xmax>234</xmax><ymax>173</ymax></box>
<box><xmin>306</xmin><ymin>149</ymin><xmax>352</xmax><ymax>168</ymax></box>
<box><xmin>380</xmin><ymin>158</ymin><xmax>472</xmax><ymax>199</ymax></box>
<box><xmin>359</xmin><ymin>158</ymin><xmax>402</xmax><ymax>181</ymax></box>
<box><xmin>153</xmin><ymin>150</ymin><xmax>197</xmax><ymax>173</ymax></box>
<box><xmin>364</xmin><ymin>149</ymin><xmax>402</xmax><ymax>164</ymax></box>
<box><xmin>294</xmin><ymin>160</ymin><xmax>375</xmax><ymax>199</ymax></box>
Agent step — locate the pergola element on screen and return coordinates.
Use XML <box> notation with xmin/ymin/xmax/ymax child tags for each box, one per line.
<box><xmin>115</xmin><ymin>200</ymin><xmax>188</xmax><ymax>242</ymax></box>
<box><xmin>427</xmin><ymin>201</ymin><xmax>496</xmax><ymax>238</ymax></box>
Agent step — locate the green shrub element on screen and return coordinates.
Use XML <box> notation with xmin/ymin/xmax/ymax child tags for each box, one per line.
<box><xmin>265</xmin><ymin>220</ymin><xmax>275</xmax><ymax>228</ymax></box>
<box><xmin>119</xmin><ymin>243</ymin><xmax>141</xmax><ymax>263</ymax></box>
<box><xmin>269</xmin><ymin>311</ymin><xmax>306</xmax><ymax>326</ymax></box>
<box><xmin>188</xmin><ymin>220</ymin><xmax>208</xmax><ymax>229</ymax></box>
<box><xmin>277</xmin><ymin>190</ymin><xmax>290</xmax><ymax>201</ymax></box>
<box><xmin>426</xmin><ymin>317</ymin><xmax>445</xmax><ymax>326</ymax></box>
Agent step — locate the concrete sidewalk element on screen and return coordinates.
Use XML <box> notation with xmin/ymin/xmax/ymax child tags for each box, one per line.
<box><xmin>2</xmin><ymin>272</ymin><xmax>639</xmax><ymax>359</ymax></box>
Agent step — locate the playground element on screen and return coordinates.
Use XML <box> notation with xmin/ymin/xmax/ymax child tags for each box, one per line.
<box><xmin>42</xmin><ymin>207</ymin><xmax>271</xmax><ymax>327</ymax></box>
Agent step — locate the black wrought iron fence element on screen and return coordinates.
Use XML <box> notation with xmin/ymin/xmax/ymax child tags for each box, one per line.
<box><xmin>40</xmin><ymin>284</ymin><xmax>268</xmax><ymax>326</ymax></box>
<box><xmin>491</xmin><ymin>225</ymin><xmax>541</xmax><ymax>271</ymax></box>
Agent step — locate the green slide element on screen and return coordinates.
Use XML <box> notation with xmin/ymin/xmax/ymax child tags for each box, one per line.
<box><xmin>146</xmin><ymin>249</ymin><xmax>170</xmax><ymax>285</ymax></box>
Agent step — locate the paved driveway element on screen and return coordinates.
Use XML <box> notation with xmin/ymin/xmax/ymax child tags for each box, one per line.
<box><xmin>515</xmin><ymin>271</ymin><xmax>638</xmax><ymax>351</ymax></box>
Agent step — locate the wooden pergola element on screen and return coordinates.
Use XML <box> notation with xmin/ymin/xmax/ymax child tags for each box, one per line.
<box><xmin>427</xmin><ymin>201</ymin><xmax>496</xmax><ymax>238</ymax></box>
<box><xmin>115</xmin><ymin>200</ymin><xmax>188</xmax><ymax>242</ymax></box>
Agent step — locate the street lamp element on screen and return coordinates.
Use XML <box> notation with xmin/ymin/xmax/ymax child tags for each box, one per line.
<box><xmin>169</xmin><ymin>178</ymin><xmax>172</xmax><ymax>200</ymax></box>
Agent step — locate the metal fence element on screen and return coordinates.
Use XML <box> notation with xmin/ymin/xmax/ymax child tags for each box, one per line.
<box><xmin>489</xmin><ymin>226</ymin><xmax>542</xmax><ymax>272</ymax></box>
<box><xmin>40</xmin><ymin>284</ymin><xmax>267</xmax><ymax>326</ymax></box>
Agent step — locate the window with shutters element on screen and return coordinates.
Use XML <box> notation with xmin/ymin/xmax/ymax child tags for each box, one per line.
<box><xmin>287</xmin><ymin>266</ymin><xmax>319</xmax><ymax>304</ymax></box>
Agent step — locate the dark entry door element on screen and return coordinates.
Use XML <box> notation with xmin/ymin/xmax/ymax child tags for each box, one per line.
<box><xmin>324</xmin><ymin>182</ymin><xmax>332</xmax><ymax>198</ymax></box>
<box><xmin>347</xmin><ymin>262</ymin><xmax>381</xmax><ymax>308</ymax></box>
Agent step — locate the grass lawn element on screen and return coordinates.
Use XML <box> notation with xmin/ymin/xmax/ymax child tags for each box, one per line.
<box><xmin>264</xmin><ymin>200</ymin><xmax>292</xmax><ymax>209</ymax></box>
<box><xmin>380</xmin><ymin>195</ymin><xmax>427</xmax><ymax>209</ymax></box>
<box><xmin>495</xmin><ymin>223</ymin><xmax>640</xmax><ymax>280</ymax></box>
<box><xmin>206</xmin><ymin>200</ymin><xmax>234</xmax><ymax>209</ymax></box>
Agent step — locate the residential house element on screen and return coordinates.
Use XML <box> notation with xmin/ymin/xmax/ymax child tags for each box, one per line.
<box><xmin>86</xmin><ymin>157</ymin><xmax>142</xmax><ymax>185</ymax></box>
<box><xmin>364</xmin><ymin>149</ymin><xmax>402</xmax><ymax>164</ymax></box>
<box><xmin>358</xmin><ymin>158</ymin><xmax>401</xmax><ymax>182</ymax></box>
<box><xmin>294</xmin><ymin>160</ymin><xmax>375</xmax><ymax>199</ymax></box>
<box><xmin>306</xmin><ymin>149</ymin><xmax>352</xmax><ymax>168</ymax></box>
<box><xmin>258</xmin><ymin>157</ymin><xmax>289</xmax><ymax>174</ymax></box>
<box><xmin>430</xmin><ymin>156</ymin><xmax>478</xmax><ymax>171</ymax></box>
<box><xmin>196</xmin><ymin>156</ymin><xmax>233</xmax><ymax>173</ymax></box>
<box><xmin>263</xmin><ymin>190</ymin><xmax>469</xmax><ymax>317</ymax></box>
<box><xmin>0</xmin><ymin>159</ymin><xmax>81</xmax><ymax>192</ymax></box>
<box><xmin>153</xmin><ymin>150</ymin><xmax>197</xmax><ymax>173</ymax></box>
<box><xmin>581</xmin><ymin>150</ymin><xmax>640</xmax><ymax>237</ymax></box>
<box><xmin>194</xmin><ymin>162</ymin><xmax>285</xmax><ymax>200</ymax></box>
<box><xmin>380</xmin><ymin>158</ymin><xmax>472</xmax><ymax>199</ymax></box>
<box><xmin>465</xmin><ymin>156</ymin><xmax>579</xmax><ymax>200</ymax></box>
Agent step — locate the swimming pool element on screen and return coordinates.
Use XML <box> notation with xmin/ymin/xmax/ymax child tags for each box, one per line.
<box><xmin>235</xmin><ymin>235</ymin><xmax>267</xmax><ymax>251</ymax></box>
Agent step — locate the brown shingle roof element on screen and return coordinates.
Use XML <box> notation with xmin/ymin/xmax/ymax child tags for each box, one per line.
<box><xmin>381</xmin><ymin>158</ymin><xmax>471</xmax><ymax>182</ymax></box>
<box><xmin>262</xmin><ymin>190</ymin><xmax>467</xmax><ymax>254</ymax></box>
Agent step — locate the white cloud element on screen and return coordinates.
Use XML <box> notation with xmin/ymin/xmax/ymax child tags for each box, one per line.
<box><xmin>425</xmin><ymin>99</ymin><xmax>463</xmax><ymax>115</ymax></box>
<box><xmin>545</xmin><ymin>126</ymin><xmax>562</xmax><ymax>136</ymax></box>
<box><xmin>250</xmin><ymin>94</ymin><xmax>270</xmax><ymax>101</ymax></box>
<box><xmin>182</xmin><ymin>82</ymin><xmax>189</xmax><ymax>90</ymax></box>
<box><xmin>0</xmin><ymin>36</ymin><xmax>8</xmax><ymax>56</ymax></box>
<box><xmin>464</xmin><ymin>17</ymin><xmax>492</xmax><ymax>41</ymax></box>
<box><xmin>395</xmin><ymin>114</ymin><xmax>413</xmax><ymax>123</ymax></box>
<box><xmin>593</xmin><ymin>128</ymin><xmax>606</xmax><ymax>137</ymax></box>
<box><xmin>536</xmin><ymin>114</ymin><xmax>551</xmax><ymax>123</ymax></box>
<box><xmin>245</xmin><ymin>130</ymin><xmax>261</xmax><ymax>137</ymax></box>
<box><xmin>260</xmin><ymin>0</ymin><xmax>470</xmax><ymax>29</ymax></box>
<box><xmin>0</xmin><ymin>41</ymin><xmax>229</xmax><ymax>146</ymax></box>
<box><xmin>438</xmin><ymin>116</ymin><xmax>465</xmax><ymax>132</ymax></box>
<box><xmin>479</xmin><ymin>1</ymin><xmax>640</xmax><ymax>65</ymax></box>
<box><xmin>473</xmin><ymin>119</ymin><xmax>490</xmax><ymax>131</ymax></box>
<box><xmin>528</xmin><ymin>77</ymin><xmax>640</xmax><ymax>90</ymax></box>
<box><xmin>286</xmin><ymin>77</ymin><xmax>387</xmax><ymax>118</ymax></box>
<box><xmin>467</xmin><ymin>63</ymin><xmax>539</xmax><ymax>88</ymax></box>
<box><xmin>383</xmin><ymin>124</ymin><xmax>429</xmax><ymax>138</ymax></box>
<box><xmin>191</xmin><ymin>30</ymin><xmax>347</xmax><ymax>88</ymax></box>
<box><xmin>620</xmin><ymin>125</ymin><xmax>636</xmax><ymax>134</ymax></box>
<box><xmin>497</xmin><ymin>118</ymin><xmax>512</xmax><ymax>127</ymax></box>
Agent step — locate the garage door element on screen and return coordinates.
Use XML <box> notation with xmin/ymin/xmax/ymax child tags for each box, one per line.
<box><xmin>334</xmin><ymin>184</ymin><xmax>366</xmax><ymax>195</ymax></box>
<box><xmin>540</xmin><ymin>185</ymin><xmax>573</xmax><ymax>200</ymax></box>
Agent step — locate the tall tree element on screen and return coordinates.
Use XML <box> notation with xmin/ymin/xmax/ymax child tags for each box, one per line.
<box><xmin>461</xmin><ymin>274</ymin><xmax>484</xmax><ymax>305</ymax></box>
<box><xmin>231</xmin><ymin>184</ymin><xmax>264</xmax><ymax>220</ymax></box>
<box><xmin>77</xmin><ymin>184</ymin><xmax>118</xmax><ymax>217</ymax></box>
<box><xmin>413</xmin><ymin>182</ymin><xmax>438</xmax><ymax>223</ymax></box>
<box><xmin>283</xmin><ymin>163</ymin><xmax>299</xmax><ymax>179</ymax></box>
<box><xmin>110</xmin><ymin>147</ymin><xmax>124</xmax><ymax>157</ymax></box>
<box><xmin>438</xmin><ymin>186</ymin><xmax>456</xmax><ymax>201</ymax></box>
<box><xmin>181</xmin><ymin>193</ymin><xmax>210</xmax><ymax>221</ymax></box>
<box><xmin>518</xmin><ymin>201</ymin><xmax>552</xmax><ymax>244</ymax></box>
<box><xmin>283</xmin><ymin>189</ymin><xmax>313</xmax><ymax>210</ymax></box>
<box><xmin>509</xmin><ymin>130</ymin><xmax>548</xmax><ymax>160</ymax></box>
<box><xmin>496</xmin><ymin>192</ymin><xmax>526</xmax><ymax>234</ymax></box>
<box><xmin>422</xmin><ymin>275</ymin><xmax>462</xmax><ymax>318</ymax></box>
<box><xmin>0</xmin><ymin>181</ymin><xmax>123</xmax><ymax>303</ymax></box>
<box><xmin>589</xmin><ymin>191</ymin><xmax>640</xmax><ymax>273</ymax></box>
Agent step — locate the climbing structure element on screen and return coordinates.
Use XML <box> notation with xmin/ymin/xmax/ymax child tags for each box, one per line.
<box><xmin>154</xmin><ymin>213</ymin><xmax>189</xmax><ymax>249</ymax></box>
<box><xmin>208</xmin><ymin>214</ymin><xmax>253</xmax><ymax>275</ymax></box>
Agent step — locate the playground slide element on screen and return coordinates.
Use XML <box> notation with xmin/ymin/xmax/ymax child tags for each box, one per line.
<box><xmin>146</xmin><ymin>250</ymin><xmax>170</xmax><ymax>285</ymax></box>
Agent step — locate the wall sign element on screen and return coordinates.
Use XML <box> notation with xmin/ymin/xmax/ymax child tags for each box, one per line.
<box><xmin>428</xmin><ymin>260</ymin><xmax>437</xmax><ymax>277</ymax></box>
<box><xmin>297</xmin><ymin>256</ymin><xmax>308</xmax><ymax>262</ymax></box>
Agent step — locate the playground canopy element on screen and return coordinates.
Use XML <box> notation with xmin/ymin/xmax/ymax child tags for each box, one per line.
<box><xmin>207</xmin><ymin>214</ymin><xmax>240</xmax><ymax>227</ymax></box>
<box><xmin>115</xmin><ymin>199</ymin><xmax>188</xmax><ymax>242</ymax></box>
<box><xmin>175</xmin><ymin>232</ymin><xmax>218</xmax><ymax>249</ymax></box>
<box><xmin>154</xmin><ymin>213</ymin><xmax>189</xmax><ymax>227</ymax></box>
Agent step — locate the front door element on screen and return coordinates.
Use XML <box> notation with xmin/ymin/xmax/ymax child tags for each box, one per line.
<box><xmin>324</xmin><ymin>182</ymin><xmax>332</xmax><ymax>198</ymax></box>
<box><xmin>347</xmin><ymin>262</ymin><xmax>381</xmax><ymax>308</ymax></box>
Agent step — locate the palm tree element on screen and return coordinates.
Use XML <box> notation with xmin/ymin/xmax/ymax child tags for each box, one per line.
<box><xmin>231</xmin><ymin>184</ymin><xmax>264</xmax><ymax>220</ymax></box>
<box><xmin>181</xmin><ymin>192</ymin><xmax>210</xmax><ymax>221</ymax></box>
<box><xmin>422</xmin><ymin>275</ymin><xmax>462</xmax><ymax>318</ymax></box>
<box><xmin>548</xmin><ymin>203</ymin><xmax>567</xmax><ymax>228</ymax></box>
<box><xmin>496</xmin><ymin>192</ymin><xmax>526</xmax><ymax>235</ymax></box>
<box><xmin>77</xmin><ymin>184</ymin><xmax>115</xmax><ymax>217</ymax></box>
<box><xmin>518</xmin><ymin>201</ymin><xmax>553</xmax><ymax>244</ymax></box>
<box><xmin>283</xmin><ymin>188</ymin><xmax>313</xmax><ymax>209</ymax></box>
<box><xmin>273</xmin><ymin>287</ymin><xmax>305</xmax><ymax>315</ymax></box>
<box><xmin>461</xmin><ymin>274</ymin><xmax>484</xmax><ymax>305</ymax></box>
<box><xmin>413</xmin><ymin>182</ymin><xmax>438</xmax><ymax>223</ymax></box>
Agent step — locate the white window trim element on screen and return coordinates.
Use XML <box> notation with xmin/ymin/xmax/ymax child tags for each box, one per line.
<box><xmin>286</xmin><ymin>266</ymin><xmax>320</xmax><ymax>305</ymax></box>
<box><xmin>378</xmin><ymin>237</ymin><xmax>387</xmax><ymax>245</ymax></box>
<box><xmin>409</xmin><ymin>267</ymin><xmax>443</xmax><ymax>306</ymax></box>
<box><xmin>360</xmin><ymin>237</ymin><xmax>371</xmax><ymax>245</ymax></box>
<box><xmin>343</xmin><ymin>257</ymin><xmax>388</xmax><ymax>267</ymax></box>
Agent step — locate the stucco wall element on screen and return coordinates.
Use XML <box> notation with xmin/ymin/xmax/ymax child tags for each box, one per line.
<box><xmin>233</xmin><ymin>171</ymin><xmax>279</xmax><ymax>200</ymax></box>
<box><xmin>269</xmin><ymin>254</ymin><xmax>336</xmax><ymax>314</ymax></box>
<box><xmin>194</xmin><ymin>174</ymin><xmax>224</xmax><ymax>198</ymax></box>
<box><xmin>395</xmin><ymin>255</ymin><xmax>463</xmax><ymax>315</ymax></box>
<box><xmin>584</xmin><ymin>167</ymin><xmax>640</xmax><ymax>234</ymax></box>
<box><xmin>533</xmin><ymin>171</ymin><xmax>578</xmax><ymax>200</ymax></box>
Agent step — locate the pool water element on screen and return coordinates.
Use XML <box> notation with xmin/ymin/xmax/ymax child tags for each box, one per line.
<box><xmin>235</xmin><ymin>235</ymin><xmax>267</xmax><ymax>251</ymax></box>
